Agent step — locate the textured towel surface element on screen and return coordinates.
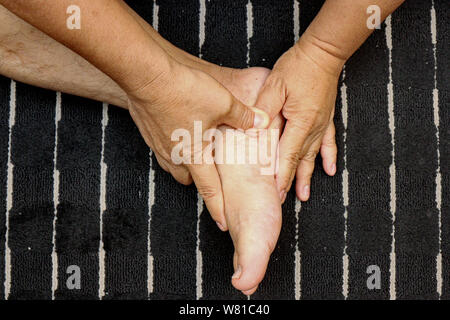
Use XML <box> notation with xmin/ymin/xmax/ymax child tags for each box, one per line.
<box><xmin>0</xmin><ymin>0</ymin><xmax>448</xmax><ymax>300</ymax></box>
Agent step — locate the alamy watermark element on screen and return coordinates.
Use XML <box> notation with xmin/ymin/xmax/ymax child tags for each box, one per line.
<box><xmin>66</xmin><ymin>265</ymin><xmax>81</xmax><ymax>290</ymax></box>
<box><xmin>171</xmin><ymin>121</ymin><xmax>280</xmax><ymax>175</ymax></box>
<box><xmin>366</xmin><ymin>5</ymin><xmax>381</xmax><ymax>29</ymax></box>
<box><xmin>66</xmin><ymin>5</ymin><xmax>81</xmax><ymax>30</ymax></box>
<box><xmin>366</xmin><ymin>264</ymin><xmax>381</xmax><ymax>290</ymax></box>
<box><xmin>61</xmin><ymin>263</ymin><xmax>382</xmax><ymax>291</ymax></box>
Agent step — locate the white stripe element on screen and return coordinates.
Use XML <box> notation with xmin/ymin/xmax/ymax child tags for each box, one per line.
<box><xmin>51</xmin><ymin>92</ymin><xmax>62</xmax><ymax>299</ymax></box>
<box><xmin>98</xmin><ymin>103</ymin><xmax>108</xmax><ymax>299</ymax></box>
<box><xmin>293</xmin><ymin>0</ymin><xmax>302</xmax><ymax>301</ymax></box>
<box><xmin>199</xmin><ymin>0</ymin><xmax>206</xmax><ymax>58</ymax></box>
<box><xmin>196</xmin><ymin>194</ymin><xmax>203</xmax><ymax>300</ymax></box>
<box><xmin>147</xmin><ymin>2</ymin><xmax>159</xmax><ymax>299</ymax></box>
<box><xmin>430</xmin><ymin>1</ymin><xmax>442</xmax><ymax>298</ymax></box>
<box><xmin>340</xmin><ymin>68</ymin><xmax>349</xmax><ymax>299</ymax></box>
<box><xmin>245</xmin><ymin>1</ymin><xmax>254</xmax><ymax>301</ymax></box>
<box><xmin>246</xmin><ymin>1</ymin><xmax>253</xmax><ymax>67</ymax></box>
<box><xmin>294</xmin><ymin>199</ymin><xmax>302</xmax><ymax>300</ymax></box>
<box><xmin>153</xmin><ymin>0</ymin><xmax>159</xmax><ymax>31</ymax></box>
<box><xmin>385</xmin><ymin>16</ymin><xmax>397</xmax><ymax>300</ymax></box>
<box><xmin>147</xmin><ymin>150</ymin><xmax>155</xmax><ymax>297</ymax></box>
<box><xmin>3</xmin><ymin>80</ymin><xmax>16</xmax><ymax>300</ymax></box>
<box><xmin>293</xmin><ymin>0</ymin><xmax>300</xmax><ymax>43</ymax></box>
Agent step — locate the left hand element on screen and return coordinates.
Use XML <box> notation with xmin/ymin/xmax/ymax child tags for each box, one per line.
<box><xmin>254</xmin><ymin>35</ymin><xmax>344</xmax><ymax>202</ymax></box>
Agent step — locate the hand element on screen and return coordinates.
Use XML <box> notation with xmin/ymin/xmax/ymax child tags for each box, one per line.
<box><xmin>255</xmin><ymin>35</ymin><xmax>344</xmax><ymax>202</ymax></box>
<box><xmin>127</xmin><ymin>59</ymin><xmax>269</xmax><ymax>228</ymax></box>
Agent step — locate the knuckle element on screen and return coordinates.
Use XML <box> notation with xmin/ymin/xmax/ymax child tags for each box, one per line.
<box><xmin>197</xmin><ymin>184</ymin><xmax>218</xmax><ymax>201</ymax></box>
<box><xmin>290</xmin><ymin>116</ymin><xmax>315</xmax><ymax>134</ymax></box>
<box><xmin>303</xmin><ymin>149</ymin><xmax>318</xmax><ymax>161</ymax></box>
<box><xmin>289</xmin><ymin>108</ymin><xmax>329</xmax><ymax>135</ymax></box>
<box><xmin>237</xmin><ymin>106</ymin><xmax>254</xmax><ymax>129</ymax></box>
<box><xmin>308</xmin><ymin>108</ymin><xmax>326</xmax><ymax>128</ymax></box>
<box><xmin>264</xmin><ymin>74</ymin><xmax>285</xmax><ymax>92</ymax></box>
<box><xmin>259</xmin><ymin>76</ymin><xmax>286</xmax><ymax>110</ymax></box>
<box><xmin>277</xmin><ymin>173</ymin><xmax>292</xmax><ymax>190</ymax></box>
<box><xmin>176</xmin><ymin>172</ymin><xmax>193</xmax><ymax>185</ymax></box>
<box><xmin>285</xmin><ymin>150</ymin><xmax>301</xmax><ymax>168</ymax></box>
<box><xmin>323</xmin><ymin>137</ymin><xmax>337</xmax><ymax>147</ymax></box>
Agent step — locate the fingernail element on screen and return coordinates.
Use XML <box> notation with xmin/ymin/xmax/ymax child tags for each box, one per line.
<box><xmin>232</xmin><ymin>265</ymin><xmax>242</xmax><ymax>279</ymax></box>
<box><xmin>216</xmin><ymin>222</ymin><xmax>226</xmax><ymax>231</ymax></box>
<box><xmin>302</xmin><ymin>185</ymin><xmax>310</xmax><ymax>199</ymax></box>
<box><xmin>330</xmin><ymin>163</ymin><xmax>336</xmax><ymax>175</ymax></box>
<box><xmin>253</xmin><ymin>109</ymin><xmax>268</xmax><ymax>129</ymax></box>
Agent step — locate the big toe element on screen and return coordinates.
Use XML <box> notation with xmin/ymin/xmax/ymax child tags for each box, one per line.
<box><xmin>230</xmin><ymin>212</ymin><xmax>281</xmax><ymax>292</ymax></box>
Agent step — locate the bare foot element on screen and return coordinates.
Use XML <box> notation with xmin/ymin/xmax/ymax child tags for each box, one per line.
<box><xmin>135</xmin><ymin>29</ymin><xmax>283</xmax><ymax>293</ymax></box>
<box><xmin>215</xmin><ymin>68</ymin><xmax>284</xmax><ymax>295</ymax></box>
<box><xmin>128</xmin><ymin>14</ymin><xmax>285</xmax><ymax>292</ymax></box>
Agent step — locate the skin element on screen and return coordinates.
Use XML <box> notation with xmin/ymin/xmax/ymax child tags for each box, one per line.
<box><xmin>255</xmin><ymin>0</ymin><xmax>406</xmax><ymax>202</ymax></box>
<box><xmin>0</xmin><ymin>0</ymin><xmax>270</xmax><ymax>229</ymax></box>
<box><xmin>0</xmin><ymin>0</ymin><xmax>406</xmax><ymax>294</ymax></box>
<box><xmin>0</xmin><ymin>2</ymin><xmax>249</xmax><ymax>112</ymax></box>
<box><xmin>0</xmin><ymin>6</ymin><xmax>281</xmax><ymax>293</ymax></box>
<box><xmin>217</xmin><ymin>69</ymin><xmax>284</xmax><ymax>295</ymax></box>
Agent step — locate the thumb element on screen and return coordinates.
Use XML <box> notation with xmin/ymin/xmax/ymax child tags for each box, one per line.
<box><xmin>254</xmin><ymin>76</ymin><xmax>286</xmax><ymax>120</ymax></box>
<box><xmin>222</xmin><ymin>96</ymin><xmax>270</xmax><ymax>130</ymax></box>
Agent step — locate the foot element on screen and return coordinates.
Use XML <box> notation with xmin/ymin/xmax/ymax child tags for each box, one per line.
<box><xmin>140</xmin><ymin>19</ymin><xmax>284</xmax><ymax>294</ymax></box>
<box><xmin>215</xmin><ymin>68</ymin><xmax>284</xmax><ymax>296</ymax></box>
<box><xmin>120</xmin><ymin>25</ymin><xmax>282</xmax><ymax>293</ymax></box>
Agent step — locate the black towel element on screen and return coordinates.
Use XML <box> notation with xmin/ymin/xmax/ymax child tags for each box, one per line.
<box><xmin>0</xmin><ymin>0</ymin><xmax>448</xmax><ymax>300</ymax></box>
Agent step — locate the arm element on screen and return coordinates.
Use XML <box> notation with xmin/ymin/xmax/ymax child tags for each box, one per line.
<box><xmin>0</xmin><ymin>0</ymin><xmax>169</xmax><ymax>93</ymax></box>
<box><xmin>300</xmin><ymin>0</ymin><xmax>404</xmax><ymax>73</ymax></box>
<box><xmin>255</xmin><ymin>0</ymin><xmax>405</xmax><ymax>202</ymax></box>
<box><xmin>0</xmin><ymin>0</ymin><xmax>269</xmax><ymax>229</ymax></box>
<box><xmin>0</xmin><ymin>5</ymin><xmax>127</xmax><ymax>108</ymax></box>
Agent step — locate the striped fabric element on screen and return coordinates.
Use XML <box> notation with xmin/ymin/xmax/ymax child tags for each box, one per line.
<box><xmin>0</xmin><ymin>0</ymin><xmax>448</xmax><ymax>300</ymax></box>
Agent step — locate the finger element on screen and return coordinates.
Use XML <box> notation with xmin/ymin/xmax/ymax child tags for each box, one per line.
<box><xmin>129</xmin><ymin>106</ymin><xmax>190</xmax><ymax>183</ymax></box>
<box><xmin>276</xmin><ymin>120</ymin><xmax>312</xmax><ymax>197</ymax></box>
<box><xmin>254</xmin><ymin>75</ymin><xmax>286</xmax><ymax>120</ymax></box>
<box><xmin>295</xmin><ymin>140</ymin><xmax>321</xmax><ymax>202</ymax></box>
<box><xmin>153</xmin><ymin>151</ymin><xmax>170</xmax><ymax>172</ymax></box>
<box><xmin>188</xmin><ymin>163</ymin><xmax>227</xmax><ymax>231</ymax></box>
<box><xmin>168</xmin><ymin>165</ymin><xmax>193</xmax><ymax>186</ymax></box>
<box><xmin>320</xmin><ymin>122</ymin><xmax>337</xmax><ymax>176</ymax></box>
<box><xmin>222</xmin><ymin>96</ymin><xmax>270</xmax><ymax>130</ymax></box>
<box><xmin>153</xmin><ymin>150</ymin><xmax>193</xmax><ymax>185</ymax></box>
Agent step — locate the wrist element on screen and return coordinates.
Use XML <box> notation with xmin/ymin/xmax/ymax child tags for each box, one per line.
<box><xmin>295</xmin><ymin>32</ymin><xmax>346</xmax><ymax>77</ymax></box>
<box><xmin>122</xmin><ymin>48</ymin><xmax>177</xmax><ymax>99</ymax></box>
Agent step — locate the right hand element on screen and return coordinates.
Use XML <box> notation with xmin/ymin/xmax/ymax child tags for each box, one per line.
<box><xmin>126</xmin><ymin>59</ymin><xmax>269</xmax><ymax>230</ymax></box>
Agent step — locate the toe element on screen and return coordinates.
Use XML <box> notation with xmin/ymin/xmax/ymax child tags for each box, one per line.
<box><xmin>242</xmin><ymin>285</ymin><xmax>258</xmax><ymax>296</ymax></box>
<box><xmin>231</xmin><ymin>225</ymin><xmax>278</xmax><ymax>292</ymax></box>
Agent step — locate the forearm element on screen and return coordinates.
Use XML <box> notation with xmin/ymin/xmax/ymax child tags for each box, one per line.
<box><xmin>119</xmin><ymin>1</ymin><xmax>220</xmax><ymax>79</ymax></box>
<box><xmin>298</xmin><ymin>0</ymin><xmax>405</xmax><ymax>73</ymax></box>
<box><xmin>0</xmin><ymin>6</ymin><xmax>128</xmax><ymax>108</ymax></box>
<box><xmin>0</xmin><ymin>0</ymin><xmax>170</xmax><ymax>93</ymax></box>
